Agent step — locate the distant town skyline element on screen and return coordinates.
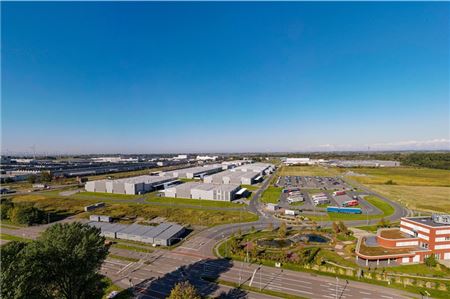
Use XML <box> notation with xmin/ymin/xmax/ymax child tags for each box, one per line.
<box><xmin>2</xmin><ymin>2</ymin><xmax>449</xmax><ymax>154</ymax></box>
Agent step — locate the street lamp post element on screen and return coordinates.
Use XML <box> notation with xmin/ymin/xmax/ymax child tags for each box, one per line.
<box><xmin>335</xmin><ymin>277</ymin><xmax>339</xmax><ymax>299</ymax></box>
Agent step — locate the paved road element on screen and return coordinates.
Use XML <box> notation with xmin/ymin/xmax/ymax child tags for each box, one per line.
<box><xmin>104</xmin><ymin>245</ymin><xmax>419</xmax><ymax>299</ymax></box>
<box><xmin>1</xmin><ymin>170</ymin><xmax>417</xmax><ymax>298</ymax></box>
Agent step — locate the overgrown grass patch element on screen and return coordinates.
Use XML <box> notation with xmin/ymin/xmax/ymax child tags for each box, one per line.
<box><xmin>145</xmin><ymin>196</ymin><xmax>243</xmax><ymax>208</ymax></box>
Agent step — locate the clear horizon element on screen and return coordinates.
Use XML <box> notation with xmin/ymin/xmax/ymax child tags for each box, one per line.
<box><xmin>2</xmin><ymin>2</ymin><xmax>449</xmax><ymax>154</ymax></box>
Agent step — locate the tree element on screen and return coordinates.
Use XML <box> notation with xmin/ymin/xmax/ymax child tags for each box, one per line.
<box><xmin>40</xmin><ymin>172</ymin><xmax>53</xmax><ymax>182</ymax></box>
<box><xmin>332</xmin><ymin>221</ymin><xmax>340</xmax><ymax>234</ymax></box>
<box><xmin>425</xmin><ymin>255</ymin><xmax>437</xmax><ymax>268</ymax></box>
<box><xmin>168</xmin><ymin>281</ymin><xmax>201</xmax><ymax>299</ymax></box>
<box><xmin>0</xmin><ymin>222</ymin><xmax>109</xmax><ymax>299</ymax></box>
<box><xmin>0</xmin><ymin>199</ymin><xmax>14</xmax><ymax>220</ymax></box>
<box><xmin>27</xmin><ymin>174</ymin><xmax>38</xmax><ymax>184</ymax></box>
<box><xmin>3</xmin><ymin>177</ymin><xmax>14</xmax><ymax>183</ymax></box>
<box><xmin>278</xmin><ymin>222</ymin><xmax>287</xmax><ymax>239</ymax></box>
<box><xmin>337</xmin><ymin>221</ymin><xmax>348</xmax><ymax>235</ymax></box>
<box><xmin>8</xmin><ymin>204</ymin><xmax>45</xmax><ymax>225</ymax></box>
<box><xmin>377</xmin><ymin>218</ymin><xmax>390</xmax><ymax>228</ymax></box>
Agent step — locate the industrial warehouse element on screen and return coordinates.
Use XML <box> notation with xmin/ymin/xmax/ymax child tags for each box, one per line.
<box><xmin>88</xmin><ymin>221</ymin><xmax>186</xmax><ymax>246</ymax></box>
<box><xmin>163</xmin><ymin>181</ymin><xmax>241</xmax><ymax>201</ymax></box>
<box><xmin>203</xmin><ymin>169</ymin><xmax>262</xmax><ymax>185</ymax></box>
<box><xmin>230</xmin><ymin>162</ymin><xmax>275</xmax><ymax>174</ymax></box>
<box><xmin>85</xmin><ymin>175</ymin><xmax>175</xmax><ymax>195</ymax></box>
<box><xmin>159</xmin><ymin>164</ymin><xmax>223</xmax><ymax>179</ymax></box>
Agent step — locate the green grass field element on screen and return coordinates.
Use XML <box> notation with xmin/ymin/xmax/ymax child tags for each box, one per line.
<box><xmin>111</xmin><ymin>243</ymin><xmax>153</xmax><ymax>253</ymax></box>
<box><xmin>98</xmin><ymin>203</ymin><xmax>258</xmax><ymax>226</ymax></box>
<box><xmin>108</xmin><ymin>254</ymin><xmax>139</xmax><ymax>262</ymax></box>
<box><xmin>73</xmin><ymin>191</ymin><xmax>140</xmax><ymax>200</ymax></box>
<box><xmin>278</xmin><ymin>165</ymin><xmax>336</xmax><ymax>177</ymax></box>
<box><xmin>368</xmin><ymin>185</ymin><xmax>450</xmax><ymax>213</ymax></box>
<box><xmin>0</xmin><ymin>233</ymin><xmax>32</xmax><ymax>242</ymax></box>
<box><xmin>146</xmin><ymin>196</ymin><xmax>243</xmax><ymax>208</ymax></box>
<box><xmin>10</xmin><ymin>194</ymin><xmax>257</xmax><ymax>226</ymax></box>
<box><xmin>343</xmin><ymin>167</ymin><xmax>450</xmax><ymax>213</ymax></box>
<box><xmin>260</xmin><ymin>186</ymin><xmax>283</xmax><ymax>203</ymax></box>
<box><xmin>343</xmin><ymin>167</ymin><xmax>450</xmax><ymax>187</ymax></box>
<box><xmin>241</xmin><ymin>184</ymin><xmax>260</xmax><ymax>191</ymax></box>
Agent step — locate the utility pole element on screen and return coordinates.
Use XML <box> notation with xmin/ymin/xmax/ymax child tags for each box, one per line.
<box><xmin>335</xmin><ymin>277</ymin><xmax>339</xmax><ymax>299</ymax></box>
<box><xmin>366</xmin><ymin>208</ymin><xmax>369</xmax><ymax>226</ymax></box>
<box><xmin>260</xmin><ymin>264</ymin><xmax>262</xmax><ymax>291</ymax></box>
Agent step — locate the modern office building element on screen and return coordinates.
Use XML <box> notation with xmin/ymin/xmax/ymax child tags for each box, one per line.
<box><xmin>204</xmin><ymin>170</ymin><xmax>261</xmax><ymax>185</ymax></box>
<box><xmin>88</xmin><ymin>221</ymin><xmax>185</xmax><ymax>246</ymax></box>
<box><xmin>85</xmin><ymin>175</ymin><xmax>175</xmax><ymax>195</ymax></box>
<box><xmin>230</xmin><ymin>163</ymin><xmax>274</xmax><ymax>174</ymax></box>
<box><xmin>164</xmin><ymin>182</ymin><xmax>241</xmax><ymax>201</ymax></box>
<box><xmin>160</xmin><ymin>165</ymin><xmax>223</xmax><ymax>179</ymax></box>
<box><xmin>355</xmin><ymin>215</ymin><xmax>450</xmax><ymax>266</ymax></box>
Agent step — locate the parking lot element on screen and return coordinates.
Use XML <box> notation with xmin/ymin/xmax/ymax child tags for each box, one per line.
<box><xmin>274</xmin><ymin>176</ymin><xmax>381</xmax><ymax>215</ymax></box>
<box><xmin>276</xmin><ymin>176</ymin><xmax>350</xmax><ymax>191</ymax></box>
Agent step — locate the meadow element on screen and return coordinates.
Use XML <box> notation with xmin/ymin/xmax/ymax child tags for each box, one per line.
<box><xmin>278</xmin><ymin>165</ymin><xmax>336</xmax><ymax>177</ymax></box>
<box><xmin>342</xmin><ymin>167</ymin><xmax>450</xmax><ymax>187</ymax></box>
<box><xmin>9</xmin><ymin>194</ymin><xmax>258</xmax><ymax>226</ymax></box>
<box><xmin>343</xmin><ymin>167</ymin><xmax>450</xmax><ymax>213</ymax></box>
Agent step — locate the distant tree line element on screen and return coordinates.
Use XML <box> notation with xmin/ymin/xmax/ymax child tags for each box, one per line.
<box><xmin>27</xmin><ymin>171</ymin><xmax>53</xmax><ymax>184</ymax></box>
<box><xmin>0</xmin><ymin>199</ymin><xmax>46</xmax><ymax>225</ymax></box>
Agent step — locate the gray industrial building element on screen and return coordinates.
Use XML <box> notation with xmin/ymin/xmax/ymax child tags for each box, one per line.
<box><xmin>159</xmin><ymin>165</ymin><xmax>223</xmax><ymax>179</ymax></box>
<box><xmin>204</xmin><ymin>170</ymin><xmax>261</xmax><ymax>185</ymax></box>
<box><xmin>85</xmin><ymin>175</ymin><xmax>175</xmax><ymax>195</ymax></box>
<box><xmin>230</xmin><ymin>163</ymin><xmax>275</xmax><ymax>174</ymax></box>
<box><xmin>327</xmin><ymin>160</ymin><xmax>400</xmax><ymax>168</ymax></box>
<box><xmin>88</xmin><ymin>221</ymin><xmax>185</xmax><ymax>246</ymax></box>
<box><xmin>221</xmin><ymin>160</ymin><xmax>252</xmax><ymax>169</ymax></box>
<box><xmin>164</xmin><ymin>182</ymin><xmax>241</xmax><ymax>201</ymax></box>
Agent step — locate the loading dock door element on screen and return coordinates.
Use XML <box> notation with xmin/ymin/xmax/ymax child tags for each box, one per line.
<box><xmin>413</xmin><ymin>255</ymin><xmax>420</xmax><ymax>263</ymax></box>
<box><xmin>402</xmin><ymin>257</ymin><xmax>410</xmax><ymax>263</ymax></box>
<box><xmin>444</xmin><ymin>252</ymin><xmax>450</xmax><ymax>260</ymax></box>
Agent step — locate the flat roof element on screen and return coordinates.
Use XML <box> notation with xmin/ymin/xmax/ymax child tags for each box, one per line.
<box><xmin>162</xmin><ymin>165</ymin><xmax>222</xmax><ymax>176</ymax></box>
<box><xmin>89</xmin><ymin>175</ymin><xmax>172</xmax><ymax>185</ymax></box>
<box><xmin>403</xmin><ymin>217</ymin><xmax>450</xmax><ymax>228</ymax></box>
<box><xmin>231</xmin><ymin>163</ymin><xmax>273</xmax><ymax>172</ymax></box>
<box><xmin>143</xmin><ymin>222</ymin><xmax>172</xmax><ymax>238</ymax></box>
<box><xmin>156</xmin><ymin>223</ymin><xmax>184</xmax><ymax>240</ymax></box>
<box><xmin>206</xmin><ymin>170</ymin><xmax>259</xmax><ymax>180</ymax></box>
<box><xmin>88</xmin><ymin>221</ymin><xmax>185</xmax><ymax>239</ymax></box>
<box><xmin>166</xmin><ymin>181</ymin><xmax>240</xmax><ymax>192</ymax></box>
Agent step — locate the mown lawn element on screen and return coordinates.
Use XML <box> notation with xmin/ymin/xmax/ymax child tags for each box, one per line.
<box><xmin>260</xmin><ymin>186</ymin><xmax>283</xmax><ymax>204</ymax></box>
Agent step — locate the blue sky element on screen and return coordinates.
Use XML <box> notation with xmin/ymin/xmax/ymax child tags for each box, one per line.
<box><xmin>2</xmin><ymin>2</ymin><xmax>449</xmax><ymax>154</ymax></box>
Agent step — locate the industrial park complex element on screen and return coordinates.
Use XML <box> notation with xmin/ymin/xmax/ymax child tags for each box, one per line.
<box><xmin>83</xmin><ymin>162</ymin><xmax>274</xmax><ymax>201</ymax></box>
